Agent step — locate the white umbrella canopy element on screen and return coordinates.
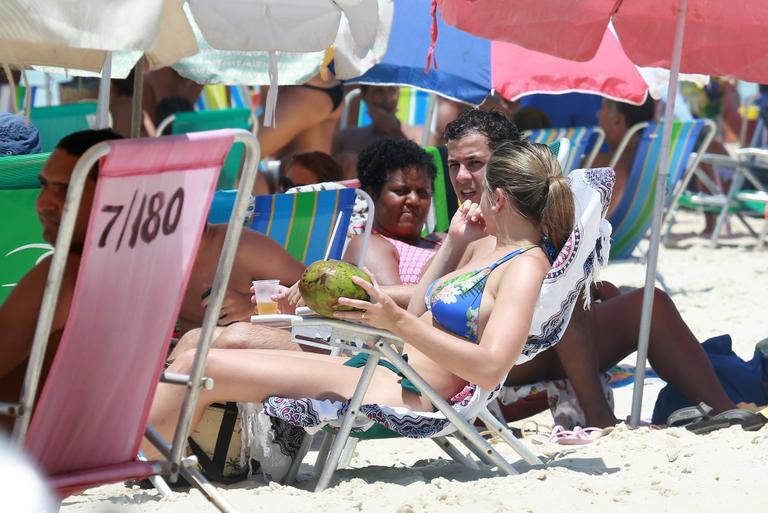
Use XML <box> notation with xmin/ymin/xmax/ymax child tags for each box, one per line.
<box><xmin>0</xmin><ymin>0</ymin><xmax>195</xmax><ymax>72</ymax></box>
<box><xmin>0</xmin><ymin>0</ymin><xmax>392</xmax><ymax>80</ymax></box>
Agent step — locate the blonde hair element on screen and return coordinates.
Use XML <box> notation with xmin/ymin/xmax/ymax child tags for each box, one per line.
<box><xmin>485</xmin><ymin>141</ymin><xmax>575</xmax><ymax>251</ymax></box>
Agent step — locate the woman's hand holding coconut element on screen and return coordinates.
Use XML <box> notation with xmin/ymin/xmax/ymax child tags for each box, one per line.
<box><xmin>334</xmin><ymin>272</ymin><xmax>406</xmax><ymax>332</ymax></box>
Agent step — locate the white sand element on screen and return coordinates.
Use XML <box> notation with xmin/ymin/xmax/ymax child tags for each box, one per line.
<box><xmin>60</xmin><ymin>211</ymin><xmax>768</xmax><ymax>513</ymax></box>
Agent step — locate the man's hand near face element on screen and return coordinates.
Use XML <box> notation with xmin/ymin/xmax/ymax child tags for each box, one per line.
<box><xmin>368</xmin><ymin>103</ymin><xmax>405</xmax><ymax>137</ymax></box>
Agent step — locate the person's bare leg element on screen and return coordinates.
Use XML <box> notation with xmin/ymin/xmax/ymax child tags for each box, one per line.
<box><xmin>506</xmin><ymin>287</ymin><xmax>735</xmax><ymax>427</ymax></box>
<box><xmin>145</xmin><ymin>348</ymin><xmax>429</xmax><ymax>455</ymax></box>
<box><xmin>592</xmin><ymin>288</ymin><xmax>734</xmax><ymax>414</ymax></box>
<box><xmin>169</xmin><ymin>322</ymin><xmax>298</xmax><ymax>361</ymax></box>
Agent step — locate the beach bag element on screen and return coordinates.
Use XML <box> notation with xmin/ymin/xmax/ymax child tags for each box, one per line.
<box><xmin>652</xmin><ymin>335</ymin><xmax>768</xmax><ymax>424</ymax></box>
<box><xmin>187</xmin><ymin>402</ymin><xmax>251</xmax><ymax>484</ymax></box>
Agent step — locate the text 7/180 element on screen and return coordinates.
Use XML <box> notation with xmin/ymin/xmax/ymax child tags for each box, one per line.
<box><xmin>98</xmin><ymin>187</ymin><xmax>185</xmax><ymax>251</ymax></box>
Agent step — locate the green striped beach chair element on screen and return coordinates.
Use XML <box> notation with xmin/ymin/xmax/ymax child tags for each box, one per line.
<box><xmin>250</xmin><ymin>188</ymin><xmax>373</xmax><ymax>265</ymax></box>
<box><xmin>30</xmin><ymin>103</ymin><xmax>97</xmax><ymax>152</ymax></box>
<box><xmin>608</xmin><ymin>119</ymin><xmax>715</xmax><ymax>263</ymax></box>
<box><xmin>156</xmin><ymin>108</ymin><xmax>256</xmax><ymax>190</ymax></box>
<box><xmin>422</xmin><ymin>145</ymin><xmax>458</xmax><ymax>235</ymax></box>
<box><xmin>355</xmin><ymin>86</ymin><xmax>432</xmax><ymax>127</ymax></box>
<box><xmin>0</xmin><ymin>153</ymin><xmax>52</xmax><ymax>305</ymax></box>
<box><xmin>525</xmin><ymin>125</ymin><xmax>605</xmax><ymax>173</ymax></box>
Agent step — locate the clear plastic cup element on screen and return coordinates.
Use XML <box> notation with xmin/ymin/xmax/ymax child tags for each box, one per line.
<box><xmin>252</xmin><ymin>279</ymin><xmax>280</xmax><ymax>315</ymax></box>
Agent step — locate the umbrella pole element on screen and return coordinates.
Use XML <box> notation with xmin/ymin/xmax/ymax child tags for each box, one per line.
<box><xmin>130</xmin><ymin>58</ymin><xmax>145</xmax><ymax>138</ymax></box>
<box><xmin>96</xmin><ymin>51</ymin><xmax>112</xmax><ymax>129</ymax></box>
<box><xmin>629</xmin><ymin>0</ymin><xmax>688</xmax><ymax>427</ymax></box>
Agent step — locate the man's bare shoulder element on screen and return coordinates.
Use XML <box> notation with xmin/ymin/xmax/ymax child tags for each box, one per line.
<box><xmin>2</xmin><ymin>256</ymin><xmax>52</xmax><ymax>308</ymax></box>
<box><xmin>0</xmin><ymin>254</ymin><xmax>80</xmax><ymax>376</ymax></box>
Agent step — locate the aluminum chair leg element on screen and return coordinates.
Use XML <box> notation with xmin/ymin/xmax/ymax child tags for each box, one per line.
<box><xmin>315</xmin><ymin>352</ymin><xmax>381</xmax><ymax>492</ymax></box>
<box><xmin>710</xmin><ymin>174</ymin><xmax>745</xmax><ymax>247</ymax></box>
<box><xmin>284</xmin><ymin>432</ymin><xmax>313</xmax><ymax>486</ymax></box>
<box><xmin>138</xmin><ymin>451</ymin><xmax>172</xmax><ymax>497</ymax></box>
<box><xmin>432</xmin><ymin>436</ymin><xmax>480</xmax><ymax>470</ymax></box>
<box><xmin>180</xmin><ymin>462</ymin><xmax>239</xmax><ymax>513</ymax></box>
<box><xmin>758</xmin><ymin>219</ymin><xmax>768</xmax><ymax>250</ymax></box>
<box><xmin>313</xmin><ymin>431</ymin><xmax>334</xmax><ymax>478</ymax></box>
<box><xmin>478</xmin><ymin>408</ymin><xmax>542</xmax><ymax>465</ymax></box>
<box><xmin>452</xmin><ymin>433</ymin><xmax>494</xmax><ymax>467</ymax></box>
<box><xmin>376</xmin><ymin>342</ymin><xmax>517</xmax><ymax>476</ymax></box>
<box><xmin>339</xmin><ymin>437</ymin><xmax>359</xmax><ymax>468</ymax></box>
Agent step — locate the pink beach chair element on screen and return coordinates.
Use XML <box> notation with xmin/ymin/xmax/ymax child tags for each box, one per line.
<box><xmin>3</xmin><ymin>129</ymin><xmax>259</xmax><ymax>510</ymax></box>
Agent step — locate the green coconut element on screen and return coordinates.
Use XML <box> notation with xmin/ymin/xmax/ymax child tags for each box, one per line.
<box><xmin>299</xmin><ymin>259</ymin><xmax>372</xmax><ymax>318</ymax></box>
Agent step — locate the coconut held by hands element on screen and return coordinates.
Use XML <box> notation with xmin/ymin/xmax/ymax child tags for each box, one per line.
<box><xmin>299</xmin><ymin>260</ymin><xmax>372</xmax><ymax>318</ymax></box>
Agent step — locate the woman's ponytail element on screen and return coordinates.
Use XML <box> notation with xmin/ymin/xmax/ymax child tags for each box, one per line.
<box><xmin>486</xmin><ymin>141</ymin><xmax>574</xmax><ymax>252</ymax></box>
<box><xmin>541</xmin><ymin>174</ymin><xmax>575</xmax><ymax>252</ymax></box>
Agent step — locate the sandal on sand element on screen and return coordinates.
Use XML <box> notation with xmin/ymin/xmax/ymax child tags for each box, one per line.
<box><xmin>686</xmin><ymin>409</ymin><xmax>768</xmax><ymax>435</ymax></box>
<box><xmin>666</xmin><ymin>403</ymin><xmax>714</xmax><ymax>428</ymax></box>
<box><xmin>521</xmin><ymin>420</ymin><xmax>553</xmax><ymax>440</ymax></box>
<box><xmin>535</xmin><ymin>425</ymin><xmax>604</xmax><ymax>445</ymax></box>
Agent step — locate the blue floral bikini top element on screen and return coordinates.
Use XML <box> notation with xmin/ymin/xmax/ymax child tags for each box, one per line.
<box><xmin>425</xmin><ymin>244</ymin><xmax>548</xmax><ymax>343</ymax></box>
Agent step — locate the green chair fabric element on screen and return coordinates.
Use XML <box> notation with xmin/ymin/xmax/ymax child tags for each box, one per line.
<box><xmin>170</xmin><ymin>109</ymin><xmax>253</xmax><ymax>190</ymax></box>
<box><xmin>30</xmin><ymin>103</ymin><xmax>97</xmax><ymax>152</ymax></box>
<box><xmin>0</xmin><ymin>153</ymin><xmax>52</xmax><ymax>305</ymax></box>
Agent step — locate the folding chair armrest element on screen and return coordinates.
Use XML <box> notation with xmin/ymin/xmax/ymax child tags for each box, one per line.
<box><xmin>698</xmin><ymin>152</ymin><xmax>740</xmax><ymax>168</ymax></box>
<box><xmin>251</xmin><ymin>311</ymin><xmax>406</xmax><ymax>354</ymax></box>
<box><xmin>734</xmin><ymin>148</ymin><xmax>768</xmax><ymax>161</ymax></box>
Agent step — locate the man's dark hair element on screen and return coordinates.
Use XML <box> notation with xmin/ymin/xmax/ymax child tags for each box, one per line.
<box><xmin>357</xmin><ymin>138</ymin><xmax>436</xmax><ymax>196</ymax></box>
<box><xmin>444</xmin><ymin>109</ymin><xmax>522</xmax><ymax>150</ymax></box>
<box><xmin>56</xmin><ymin>129</ymin><xmax>124</xmax><ymax>180</ymax></box>
<box><xmin>614</xmin><ymin>96</ymin><xmax>656</xmax><ymax>128</ymax></box>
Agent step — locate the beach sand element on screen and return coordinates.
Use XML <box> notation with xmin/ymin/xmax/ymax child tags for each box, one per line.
<box><xmin>60</xmin><ymin>210</ymin><xmax>768</xmax><ymax>513</ymax></box>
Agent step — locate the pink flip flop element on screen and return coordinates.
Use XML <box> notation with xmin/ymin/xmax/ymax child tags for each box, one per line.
<box><xmin>546</xmin><ymin>425</ymin><xmax>603</xmax><ymax>445</ymax></box>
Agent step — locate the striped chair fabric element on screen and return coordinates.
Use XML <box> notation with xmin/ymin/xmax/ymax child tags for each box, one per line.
<box><xmin>525</xmin><ymin>125</ymin><xmax>605</xmax><ymax>173</ymax></box>
<box><xmin>250</xmin><ymin>188</ymin><xmax>358</xmax><ymax>264</ymax></box>
<box><xmin>609</xmin><ymin>119</ymin><xmax>709</xmax><ymax>259</ymax></box>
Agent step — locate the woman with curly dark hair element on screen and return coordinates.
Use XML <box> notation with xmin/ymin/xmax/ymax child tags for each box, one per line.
<box><xmin>343</xmin><ymin>138</ymin><xmax>440</xmax><ymax>297</ymax></box>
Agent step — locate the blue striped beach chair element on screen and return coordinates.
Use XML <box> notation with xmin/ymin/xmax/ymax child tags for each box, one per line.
<box><xmin>525</xmin><ymin>126</ymin><xmax>605</xmax><ymax>173</ymax></box>
<box><xmin>608</xmin><ymin>119</ymin><xmax>715</xmax><ymax>262</ymax></box>
<box><xmin>250</xmin><ymin>188</ymin><xmax>372</xmax><ymax>265</ymax></box>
